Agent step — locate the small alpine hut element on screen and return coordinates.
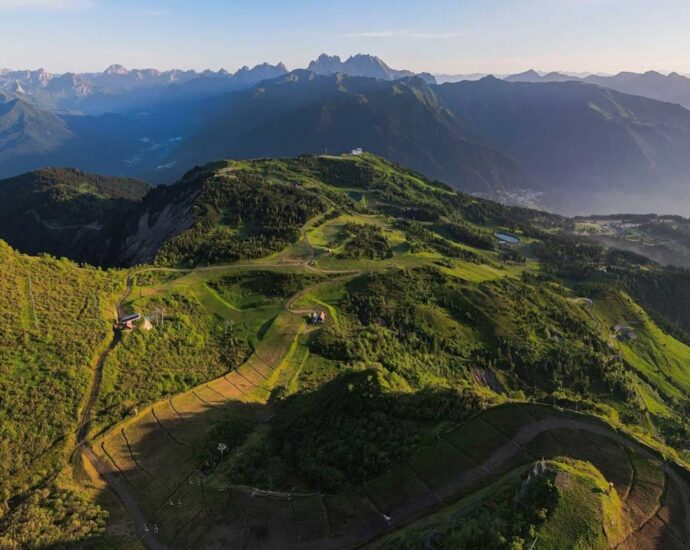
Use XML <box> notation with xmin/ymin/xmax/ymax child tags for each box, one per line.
<box><xmin>309</xmin><ymin>310</ymin><xmax>327</xmax><ymax>325</ymax></box>
<box><xmin>117</xmin><ymin>313</ymin><xmax>141</xmax><ymax>330</ymax></box>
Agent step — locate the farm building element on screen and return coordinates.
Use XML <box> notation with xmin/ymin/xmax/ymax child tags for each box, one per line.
<box><xmin>309</xmin><ymin>311</ymin><xmax>327</xmax><ymax>325</ymax></box>
<box><xmin>117</xmin><ymin>312</ymin><xmax>141</xmax><ymax>330</ymax></box>
<box><xmin>120</xmin><ymin>313</ymin><xmax>141</xmax><ymax>323</ymax></box>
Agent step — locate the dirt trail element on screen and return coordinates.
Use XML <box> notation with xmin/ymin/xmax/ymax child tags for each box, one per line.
<box><xmin>91</xmin><ymin>401</ymin><xmax>690</xmax><ymax>549</ymax></box>
<box><xmin>74</xmin><ymin>279</ymin><xmax>132</xmax><ymax>447</ymax></box>
<box><xmin>78</xmin><ymin>237</ymin><xmax>690</xmax><ymax>549</ymax></box>
<box><xmin>75</xmin><ymin>333</ymin><xmax>122</xmax><ymax>445</ymax></box>
<box><xmin>82</xmin><ymin>235</ymin><xmax>360</xmax><ymax>549</ymax></box>
<box><xmin>82</xmin><ymin>445</ymin><xmax>166</xmax><ymax>550</ymax></box>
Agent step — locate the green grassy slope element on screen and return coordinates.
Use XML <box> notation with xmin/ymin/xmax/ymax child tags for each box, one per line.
<box><xmin>2</xmin><ymin>154</ymin><xmax>690</xmax><ymax>548</ymax></box>
<box><xmin>0</xmin><ymin>240</ymin><xmax>124</xmax><ymax>547</ymax></box>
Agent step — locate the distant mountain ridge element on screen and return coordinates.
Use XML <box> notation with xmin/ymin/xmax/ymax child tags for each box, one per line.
<box><xmin>5</xmin><ymin>57</ymin><xmax>690</xmax><ymax>215</ymax></box>
<box><xmin>504</xmin><ymin>69</ymin><xmax>577</xmax><ymax>83</ymax></box>
<box><xmin>0</xmin><ymin>62</ymin><xmax>289</xmax><ymax>113</ymax></box>
<box><xmin>162</xmin><ymin>70</ymin><xmax>523</xmax><ymax>194</ymax></box>
<box><xmin>307</xmin><ymin>53</ymin><xmax>436</xmax><ymax>83</ymax></box>
<box><xmin>505</xmin><ymin>68</ymin><xmax>690</xmax><ymax>108</ymax></box>
<box><xmin>0</xmin><ymin>54</ymin><xmax>435</xmax><ymax>113</ymax></box>
<box><xmin>437</xmin><ymin>76</ymin><xmax>690</xmax><ymax>213</ymax></box>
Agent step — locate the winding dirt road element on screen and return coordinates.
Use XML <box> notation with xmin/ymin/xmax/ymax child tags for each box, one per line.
<box><xmin>76</xmin><ymin>237</ymin><xmax>690</xmax><ymax>549</ymax></box>
<box><xmin>79</xmin><ymin>234</ymin><xmax>362</xmax><ymax>548</ymax></box>
<box><xmin>74</xmin><ymin>278</ymin><xmax>132</xmax><ymax>449</ymax></box>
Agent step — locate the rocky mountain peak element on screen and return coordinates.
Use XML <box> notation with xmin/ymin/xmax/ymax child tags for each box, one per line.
<box><xmin>104</xmin><ymin>64</ymin><xmax>129</xmax><ymax>75</ymax></box>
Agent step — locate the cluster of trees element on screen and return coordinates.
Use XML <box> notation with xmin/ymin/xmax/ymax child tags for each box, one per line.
<box><xmin>397</xmin><ymin>221</ymin><xmax>485</xmax><ymax>263</ymax></box>
<box><xmin>340</xmin><ymin>223</ymin><xmax>393</xmax><ymax>260</ymax></box>
<box><xmin>209</xmin><ymin>270</ymin><xmax>324</xmax><ymax>301</ymax></box>
<box><xmin>156</xmin><ymin>172</ymin><xmax>329</xmax><ymax>266</ymax></box>
<box><xmin>614</xmin><ymin>266</ymin><xmax>690</xmax><ymax>341</ymax></box>
<box><xmin>319</xmin><ymin>268</ymin><xmax>640</xmax><ymax>406</ymax></box>
<box><xmin>499</xmin><ymin>249</ymin><xmax>526</xmax><ymax>264</ymax></box>
<box><xmin>266</xmin><ymin>369</ymin><xmax>488</xmax><ymax>491</ymax></box>
<box><xmin>466</xmin><ymin>277</ymin><xmax>639</xmax><ymax>400</ymax></box>
<box><xmin>0</xmin><ymin>485</ymin><xmax>107</xmax><ymax>549</ymax></box>
<box><xmin>401</xmin><ymin>469</ymin><xmax>557</xmax><ymax>549</ymax></box>
<box><xmin>532</xmin><ymin>233</ymin><xmax>604</xmax><ymax>279</ymax></box>
<box><xmin>436</xmin><ymin>221</ymin><xmax>495</xmax><ymax>250</ymax></box>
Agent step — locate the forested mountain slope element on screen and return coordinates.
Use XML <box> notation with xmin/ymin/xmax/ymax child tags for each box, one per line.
<box><xmin>6</xmin><ymin>69</ymin><xmax>690</xmax><ymax>216</ymax></box>
<box><xmin>1</xmin><ymin>154</ymin><xmax>690</xmax><ymax>548</ymax></box>
<box><xmin>437</xmin><ymin>77</ymin><xmax>690</xmax><ymax>214</ymax></box>
<box><xmin>0</xmin><ymin>168</ymin><xmax>149</xmax><ymax>262</ymax></box>
<box><xmin>162</xmin><ymin>72</ymin><xmax>524</xmax><ymax>193</ymax></box>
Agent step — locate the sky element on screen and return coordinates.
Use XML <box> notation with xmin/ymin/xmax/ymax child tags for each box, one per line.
<box><xmin>1</xmin><ymin>0</ymin><xmax>690</xmax><ymax>75</ymax></box>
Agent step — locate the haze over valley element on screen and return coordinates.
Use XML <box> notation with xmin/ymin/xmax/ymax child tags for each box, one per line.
<box><xmin>5</xmin><ymin>54</ymin><xmax>690</xmax><ymax>215</ymax></box>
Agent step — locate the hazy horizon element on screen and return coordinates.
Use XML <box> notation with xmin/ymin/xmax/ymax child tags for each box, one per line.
<box><xmin>2</xmin><ymin>0</ymin><xmax>690</xmax><ymax>75</ymax></box>
<box><xmin>2</xmin><ymin>59</ymin><xmax>689</xmax><ymax>80</ymax></box>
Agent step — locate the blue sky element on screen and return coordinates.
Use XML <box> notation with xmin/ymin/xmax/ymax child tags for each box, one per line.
<box><xmin>1</xmin><ymin>0</ymin><xmax>689</xmax><ymax>74</ymax></box>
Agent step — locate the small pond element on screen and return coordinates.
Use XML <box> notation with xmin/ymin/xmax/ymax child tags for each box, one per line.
<box><xmin>495</xmin><ymin>232</ymin><xmax>521</xmax><ymax>244</ymax></box>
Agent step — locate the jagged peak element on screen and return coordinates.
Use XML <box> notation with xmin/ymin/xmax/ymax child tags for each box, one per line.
<box><xmin>346</xmin><ymin>53</ymin><xmax>385</xmax><ymax>64</ymax></box>
<box><xmin>315</xmin><ymin>53</ymin><xmax>342</xmax><ymax>63</ymax></box>
<box><xmin>104</xmin><ymin>64</ymin><xmax>129</xmax><ymax>75</ymax></box>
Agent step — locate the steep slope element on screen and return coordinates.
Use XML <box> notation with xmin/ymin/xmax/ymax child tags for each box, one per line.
<box><xmin>0</xmin><ymin>95</ymin><xmax>73</xmax><ymax>165</ymax></box>
<box><xmin>437</xmin><ymin>76</ymin><xmax>690</xmax><ymax>214</ymax></box>
<box><xmin>109</xmin><ymin>159</ymin><xmax>331</xmax><ymax>266</ymax></box>
<box><xmin>2</xmin><ymin>154</ymin><xmax>690</xmax><ymax>547</ymax></box>
<box><xmin>0</xmin><ymin>240</ymin><xmax>124</xmax><ymax>547</ymax></box>
<box><xmin>162</xmin><ymin>72</ymin><xmax>524</xmax><ymax>193</ymax></box>
<box><xmin>0</xmin><ymin>168</ymin><xmax>149</xmax><ymax>263</ymax></box>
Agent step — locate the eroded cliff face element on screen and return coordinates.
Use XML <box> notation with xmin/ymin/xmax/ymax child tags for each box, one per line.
<box><xmin>111</xmin><ymin>182</ymin><xmax>200</xmax><ymax>266</ymax></box>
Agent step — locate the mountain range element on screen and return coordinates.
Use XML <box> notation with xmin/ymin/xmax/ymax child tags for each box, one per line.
<box><xmin>437</xmin><ymin>76</ymin><xmax>690</xmax><ymax>214</ymax></box>
<box><xmin>0</xmin><ymin>54</ymin><xmax>435</xmax><ymax>115</ymax></box>
<box><xmin>0</xmin><ymin>62</ymin><xmax>289</xmax><ymax>114</ymax></box>
<box><xmin>5</xmin><ymin>55</ymin><xmax>690</xmax><ymax>215</ymax></box>
<box><xmin>506</xmin><ymin>69</ymin><xmax>690</xmax><ymax>109</ymax></box>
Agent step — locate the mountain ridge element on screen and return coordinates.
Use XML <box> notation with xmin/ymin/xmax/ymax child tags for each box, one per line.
<box><xmin>1</xmin><ymin>153</ymin><xmax>690</xmax><ymax>547</ymax></box>
<box><xmin>506</xmin><ymin>68</ymin><xmax>690</xmax><ymax>108</ymax></box>
<box><xmin>5</xmin><ymin>62</ymin><xmax>690</xmax><ymax>215</ymax></box>
<box><xmin>0</xmin><ymin>54</ymin><xmax>436</xmax><ymax>113</ymax></box>
<box><xmin>0</xmin><ymin>167</ymin><xmax>149</xmax><ymax>263</ymax></box>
